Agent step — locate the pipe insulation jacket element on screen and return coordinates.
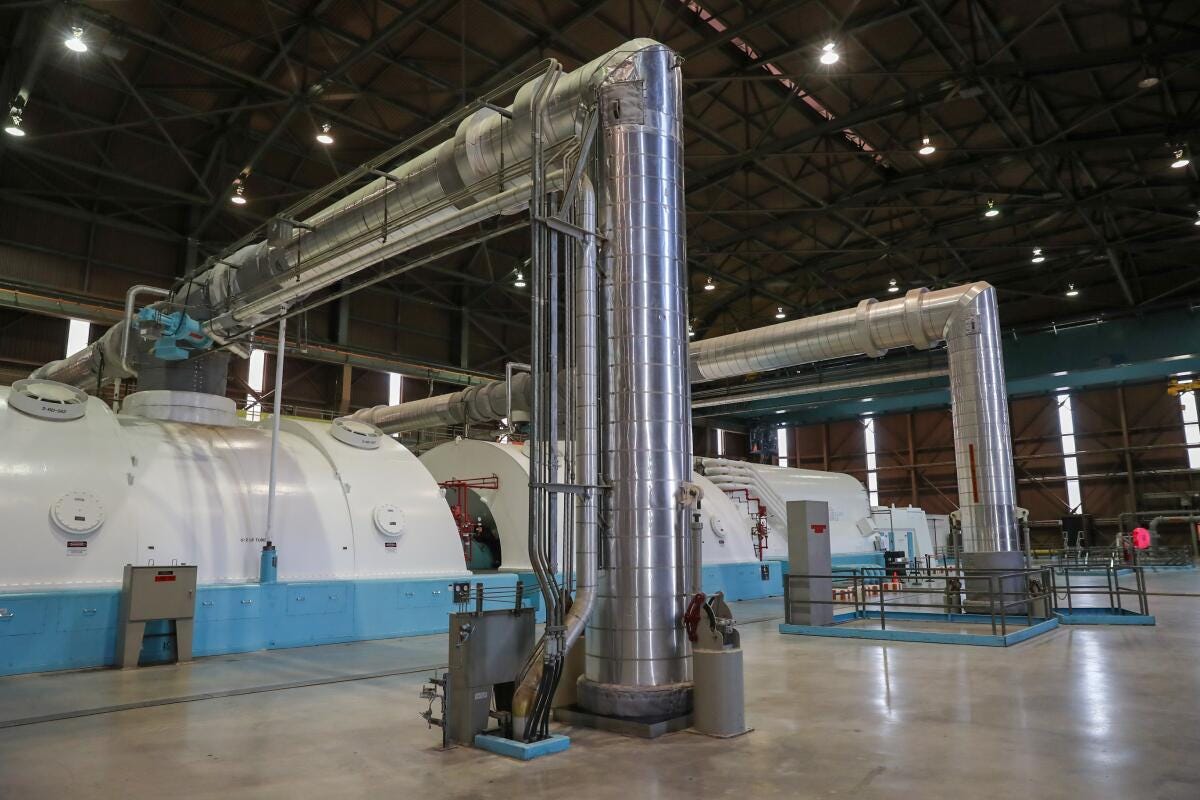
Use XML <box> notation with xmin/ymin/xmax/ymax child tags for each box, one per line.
<box><xmin>32</xmin><ymin>39</ymin><xmax>670</xmax><ymax>388</ymax></box>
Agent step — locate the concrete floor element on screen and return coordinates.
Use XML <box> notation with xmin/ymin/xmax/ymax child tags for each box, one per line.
<box><xmin>0</xmin><ymin>572</ymin><xmax>1197</xmax><ymax>800</ymax></box>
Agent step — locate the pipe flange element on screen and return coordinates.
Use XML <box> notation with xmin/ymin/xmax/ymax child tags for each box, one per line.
<box><xmin>853</xmin><ymin>299</ymin><xmax>886</xmax><ymax>358</ymax></box>
<box><xmin>576</xmin><ymin>679</ymin><xmax>693</xmax><ymax>719</ymax></box>
<box><xmin>903</xmin><ymin>287</ymin><xmax>933</xmax><ymax>350</ymax></box>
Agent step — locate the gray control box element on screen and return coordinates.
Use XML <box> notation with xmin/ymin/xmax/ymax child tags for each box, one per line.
<box><xmin>785</xmin><ymin>500</ymin><xmax>833</xmax><ymax>626</ymax></box>
<box><xmin>116</xmin><ymin>565</ymin><xmax>198</xmax><ymax>668</ymax></box>
<box><xmin>446</xmin><ymin>607</ymin><xmax>536</xmax><ymax>744</ymax></box>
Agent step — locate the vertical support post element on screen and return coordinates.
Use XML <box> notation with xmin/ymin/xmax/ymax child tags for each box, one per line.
<box><xmin>907</xmin><ymin>412</ymin><xmax>919</xmax><ymax>507</ymax></box>
<box><xmin>1117</xmin><ymin>386</ymin><xmax>1137</xmax><ymax>511</ymax></box>
<box><xmin>265</xmin><ymin>313</ymin><xmax>287</xmax><ymax>539</ymax></box>
<box><xmin>337</xmin><ymin>363</ymin><xmax>352</xmax><ymax>415</ymax></box>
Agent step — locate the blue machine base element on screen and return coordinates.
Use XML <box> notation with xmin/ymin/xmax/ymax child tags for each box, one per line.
<box><xmin>1053</xmin><ymin>607</ymin><xmax>1156</xmax><ymax>625</ymax></box>
<box><xmin>474</xmin><ymin>733</ymin><xmax>570</xmax><ymax>760</ymax></box>
<box><xmin>702</xmin><ymin>560</ymin><xmax>784</xmax><ymax>601</ymax></box>
<box><xmin>779</xmin><ymin>609</ymin><xmax>1060</xmax><ymax>647</ymax></box>
<box><xmin>0</xmin><ymin>574</ymin><xmax>519</xmax><ymax>677</ymax></box>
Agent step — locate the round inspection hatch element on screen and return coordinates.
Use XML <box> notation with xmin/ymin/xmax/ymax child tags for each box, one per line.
<box><xmin>709</xmin><ymin>515</ymin><xmax>726</xmax><ymax>541</ymax></box>
<box><xmin>8</xmin><ymin>379</ymin><xmax>88</xmax><ymax>421</ymax></box>
<box><xmin>373</xmin><ymin>504</ymin><xmax>406</xmax><ymax>537</ymax></box>
<box><xmin>330</xmin><ymin>417</ymin><xmax>383</xmax><ymax>450</ymax></box>
<box><xmin>51</xmin><ymin>491</ymin><xmax>105</xmax><ymax>535</ymax></box>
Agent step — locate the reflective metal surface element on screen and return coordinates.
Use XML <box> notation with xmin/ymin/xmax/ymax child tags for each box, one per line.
<box><xmin>690</xmin><ymin>282</ymin><xmax>1018</xmax><ymax>554</ymax></box>
<box><xmin>584</xmin><ymin>42</ymin><xmax>693</xmax><ymax>692</ymax></box>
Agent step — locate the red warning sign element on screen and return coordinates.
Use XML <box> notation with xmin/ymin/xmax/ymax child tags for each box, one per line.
<box><xmin>810</xmin><ymin>524</ymin><xmax>827</xmax><ymax>534</ymax></box>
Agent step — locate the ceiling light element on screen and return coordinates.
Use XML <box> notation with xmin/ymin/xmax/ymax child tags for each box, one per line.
<box><xmin>703</xmin><ymin>276</ymin><xmax>716</xmax><ymax>291</ymax></box>
<box><xmin>3</xmin><ymin>110</ymin><xmax>24</xmax><ymax>137</ymax></box>
<box><xmin>513</xmin><ymin>270</ymin><xmax>526</xmax><ymax>288</ymax></box>
<box><xmin>1065</xmin><ymin>283</ymin><xmax>1079</xmax><ymax>297</ymax></box>
<box><xmin>1138</xmin><ymin>73</ymin><xmax>1159</xmax><ymax>89</ymax></box>
<box><xmin>64</xmin><ymin>27</ymin><xmax>87</xmax><ymax>53</ymax></box>
<box><xmin>315</xmin><ymin>122</ymin><xmax>334</xmax><ymax>145</ymax></box>
<box><xmin>1171</xmin><ymin>148</ymin><xmax>1190</xmax><ymax>169</ymax></box>
<box><xmin>775</xmin><ymin>409</ymin><xmax>786</xmax><ymax>414</ymax></box>
<box><xmin>230</xmin><ymin>183</ymin><xmax>247</xmax><ymax>205</ymax></box>
<box><xmin>887</xmin><ymin>278</ymin><xmax>899</xmax><ymax>293</ymax></box>
<box><xmin>917</xmin><ymin>136</ymin><xmax>936</xmax><ymax>156</ymax></box>
<box><xmin>775</xmin><ymin>306</ymin><xmax>787</xmax><ymax>320</ymax></box>
<box><xmin>1194</xmin><ymin>211</ymin><xmax>1200</xmax><ymax>227</ymax></box>
<box><xmin>984</xmin><ymin>199</ymin><xmax>999</xmax><ymax>218</ymax></box>
<box><xmin>819</xmin><ymin>41</ymin><xmax>839</xmax><ymax>65</ymax></box>
<box><xmin>1031</xmin><ymin>248</ymin><xmax>1045</xmax><ymax>264</ymax></box>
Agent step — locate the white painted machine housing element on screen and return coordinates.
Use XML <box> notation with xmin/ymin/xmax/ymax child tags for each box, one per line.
<box><xmin>699</xmin><ymin>458</ymin><xmax>932</xmax><ymax>559</ymax></box>
<box><xmin>420</xmin><ymin>438</ymin><xmax>758</xmax><ymax>572</ymax></box>
<box><xmin>0</xmin><ymin>388</ymin><xmax>470</xmax><ymax>590</ymax></box>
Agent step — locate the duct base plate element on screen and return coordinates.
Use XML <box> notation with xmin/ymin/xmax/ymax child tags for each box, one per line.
<box><xmin>553</xmin><ymin>705</ymin><xmax>692</xmax><ymax>739</ymax></box>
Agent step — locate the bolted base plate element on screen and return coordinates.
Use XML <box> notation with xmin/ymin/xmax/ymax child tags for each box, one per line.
<box><xmin>553</xmin><ymin>705</ymin><xmax>693</xmax><ymax>739</ymax></box>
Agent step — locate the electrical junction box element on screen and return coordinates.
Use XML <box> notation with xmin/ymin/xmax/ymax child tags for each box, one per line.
<box><xmin>116</xmin><ymin>565</ymin><xmax>198</xmax><ymax>668</ymax></box>
<box><xmin>785</xmin><ymin>500</ymin><xmax>833</xmax><ymax>626</ymax></box>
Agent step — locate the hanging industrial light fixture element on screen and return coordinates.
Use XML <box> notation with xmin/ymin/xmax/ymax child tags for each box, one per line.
<box><xmin>703</xmin><ymin>275</ymin><xmax>716</xmax><ymax>291</ymax></box>
<box><xmin>984</xmin><ymin>199</ymin><xmax>1000</xmax><ymax>218</ymax></box>
<box><xmin>917</xmin><ymin>136</ymin><xmax>936</xmax><ymax>156</ymax></box>
<box><xmin>1171</xmin><ymin>148</ymin><xmax>1190</xmax><ymax>169</ymax></box>
<box><xmin>688</xmin><ymin>320</ymin><xmax>696</xmax><ymax>338</ymax></box>
<box><xmin>774</xmin><ymin>306</ymin><xmax>787</xmax><ymax>320</ymax></box>
<box><xmin>3</xmin><ymin>109</ymin><xmax>25</xmax><ymax>137</ymax></box>
<box><xmin>887</xmin><ymin>278</ymin><xmax>900</xmax><ymax>293</ymax></box>
<box><xmin>819</xmin><ymin>41</ymin><xmax>839</xmax><ymax>65</ymax></box>
<box><xmin>513</xmin><ymin>270</ymin><xmax>526</xmax><ymax>288</ymax></box>
<box><xmin>230</xmin><ymin>180</ymin><xmax>247</xmax><ymax>205</ymax></box>
<box><xmin>1065</xmin><ymin>283</ymin><xmax>1079</xmax><ymax>297</ymax></box>
<box><xmin>1194</xmin><ymin>211</ymin><xmax>1200</xmax><ymax>227</ymax></box>
<box><xmin>1031</xmin><ymin>248</ymin><xmax>1045</xmax><ymax>264</ymax></box>
<box><xmin>64</xmin><ymin>26</ymin><xmax>87</xmax><ymax>53</ymax></box>
<box><xmin>315</xmin><ymin>122</ymin><xmax>334</xmax><ymax>145</ymax></box>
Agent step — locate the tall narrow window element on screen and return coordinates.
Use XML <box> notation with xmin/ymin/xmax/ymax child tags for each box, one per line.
<box><xmin>715</xmin><ymin>428</ymin><xmax>726</xmax><ymax>457</ymax></box>
<box><xmin>1056</xmin><ymin>392</ymin><xmax>1084</xmax><ymax>513</ymax></box>
<box><xmin>863</xmin><ymin>415</ymin><xmax>879</xmax><ymax>506</ymax></box>
<box><xmin>1180</xmin><ymin>388</ymin><xmax>1200</xmax><ymax>469</ymax></box>
<box><xmin>776</xmin><ymin>427</ymin><xmax>790</xmax><ymax>467</ymax></box>
<box><xmin>65</xmin><ymin>319</ymin><xmax>91</xmax><ymax>357</ymax></box>
<box><xmin>388</xmin><ymin>373</ymin><xmax>403</xmax><ymax>440</ymax></box>
<box><xmin>245</xmin><ymin>349</ymin><xmax>266</xmax><ymax>422</ymax></box>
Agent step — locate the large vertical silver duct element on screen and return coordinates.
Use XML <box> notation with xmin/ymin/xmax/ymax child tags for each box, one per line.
<box><xmin>576</xmin><ymin>43</ymin><xmax>693</xmax><ymax>718</ymax></box>
<box><xmin>691</xmin><ymin>282</ymin><xmax>1019</xmax><ymax>561</ymax></box>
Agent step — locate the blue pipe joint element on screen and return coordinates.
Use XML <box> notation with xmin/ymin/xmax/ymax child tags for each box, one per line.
<box><xmin>135</xmin><ymin>307</ymin><xmax>214</xmax><ymax>361</ymax></box>
<box><xmin>259</xmin><ymin>541</ymin><xmax>278</xmax><ymax>584</ymax></box>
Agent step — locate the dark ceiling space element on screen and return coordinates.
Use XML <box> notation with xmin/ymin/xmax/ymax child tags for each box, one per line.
<box><xmin>1</xmin><ymin>0</ymin><xmax>1198</xmax><ymax>395</ymax></box>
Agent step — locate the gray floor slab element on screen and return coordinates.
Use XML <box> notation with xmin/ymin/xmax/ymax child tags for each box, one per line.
<box><xmin>0</xmin><ymin>571</ymin><xmax>1196</xmax><ymax>799</ymax></box>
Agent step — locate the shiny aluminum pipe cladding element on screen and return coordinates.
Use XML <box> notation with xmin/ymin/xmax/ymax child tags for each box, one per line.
<box><xmin>691</xmin><ymin>282</ymin><xmax>1019</xmax><ymax>557</ymax></box>
<box><xmin>577</xmin><ymin>43</ymin><xmax>693</xmax><ymax>719</ymax></box>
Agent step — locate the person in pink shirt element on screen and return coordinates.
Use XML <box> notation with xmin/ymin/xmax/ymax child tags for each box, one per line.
<box><xmin>1132</xmin><ymin>527</ymin><xmax>1151</xmax><ymax>550</ymax></box>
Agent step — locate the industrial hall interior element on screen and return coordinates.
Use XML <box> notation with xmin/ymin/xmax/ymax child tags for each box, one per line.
<box><xmin>1</xmin><ymin>1</ymin><xmax>1199</xmax><ymax>798</ymax></box>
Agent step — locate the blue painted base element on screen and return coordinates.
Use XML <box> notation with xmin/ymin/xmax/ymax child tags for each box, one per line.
<box><xmin>779</xmin><ymin>609</ymin><xmax>1059</xmax><ymax>647</ymax></box>
<box><xmin>1054</xmin><ymin>607</ymin><xmax>1156</xmax><ymax>625</ymax></box>
<box><xmin>0</xmin><ymin>573</ymin><xmax>519</xmax><ymax>677</ymax></box>
<box><xmin>474</xmin><ymin>733</ymin><xmax>570</xmax><ymax>760</ymax></box>
<box><xmin>702</xmin><ymin>561</ymin><xmax>784</xmax><ymax>600</ymax></box>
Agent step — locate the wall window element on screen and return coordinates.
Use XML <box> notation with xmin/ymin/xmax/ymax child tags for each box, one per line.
<box><xmin>862</xmin><ymin>415</ymin><xmax>879</xmax><ymax>507</ymax></box>
<box><xmin>1181</xmin><ymin>388</ymin><xmax>1200</xmax><ymax>469</ymax></box>
<box><xmin>715</xmin><ymin>428</ymin><xmax>726</xmax><ymax>457</ymax></box>
<box><xmin>65</xmin><ymin>319</ymin><xmax>91</xmax><ymax>357</ymax></box>
<box><xmin>775</xmin><ymin>427</ymin><xmax>790</xmax><ymax>467</ymax></box>
<box><xmin>388</xmin><ymin>373</ymin><xmax>403</xmax><ymax>439</ymax></box>
<box><xmin>245</xmin><ymin>349</ymin><xmax>265</xmax><ymax>422</ymax></box>
<box><xmin>1056</xmin><ymin>392</ymin><xmax>1084</xmax><ymax>513</ymax></box>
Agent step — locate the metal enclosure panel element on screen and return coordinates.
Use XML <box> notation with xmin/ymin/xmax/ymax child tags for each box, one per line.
<box><xmin>123</xmin><ymin>565</ymin><xmax>198</xmax><ymax>622</ymax></box>
<box><xmin>785</xmin><ymin>500</ymin><xmax>833</xmax><ymax>626</ymax></box>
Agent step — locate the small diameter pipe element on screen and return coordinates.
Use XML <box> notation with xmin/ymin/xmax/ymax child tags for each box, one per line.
<box><xmin>265</xmin><ymin>313</ymin><xmax>287</xmax><ymax>539</ymax></box>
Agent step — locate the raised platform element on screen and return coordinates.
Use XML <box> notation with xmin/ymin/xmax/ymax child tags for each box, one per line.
<box><xmin>474</xmin><ymin>733</ymin><xmax>570</xmax><ymax>760</ymax></box>
<box><xmin>554</xmin><ymin>705</ymin><xmax>693</xmax><ymax>739</ymax></box>
<box><xmin>1054</xmin><ymin>607</ymin><xmax>1156</xmax><ymax>625</ymax></box>
<box><xmin>779</xmin><ymin>609</ymin><xmax>1060</xmax><ymax>647</ymax></box>
<box><xmin>0</xmin><ymin>573</ymin><xmax>520</xmax><ymax>676</ymax></box>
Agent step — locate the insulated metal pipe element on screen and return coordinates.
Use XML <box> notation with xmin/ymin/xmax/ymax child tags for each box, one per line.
<box><xmin>692</xmin><ymin>282</ymin><xmax>1018</xmax><ymax>555</ymax></box>
<box><xmin>576</xmin><ymin>42</ymin><xmax>692</xmax><ymax>718</ymax></box>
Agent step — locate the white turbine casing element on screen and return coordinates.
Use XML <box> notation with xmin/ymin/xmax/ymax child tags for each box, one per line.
<box><xmin>869</xmin><ymin>506</ymin><xmax>935</xmax><ymax>560</ymax></box>
<box><xmin>0</xmin><ymin>387</ymin><xmax>469</xmax><ymax>590</ymax></box>
<box><xmin>699</xmin><ymin>458</ymin><xmax>878</xmax><ymax>559</ymax></box>
<box><xmin>420</xmin><ymin>439</ymin><xmax>758</xmax><ymax>571</ymax></box>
